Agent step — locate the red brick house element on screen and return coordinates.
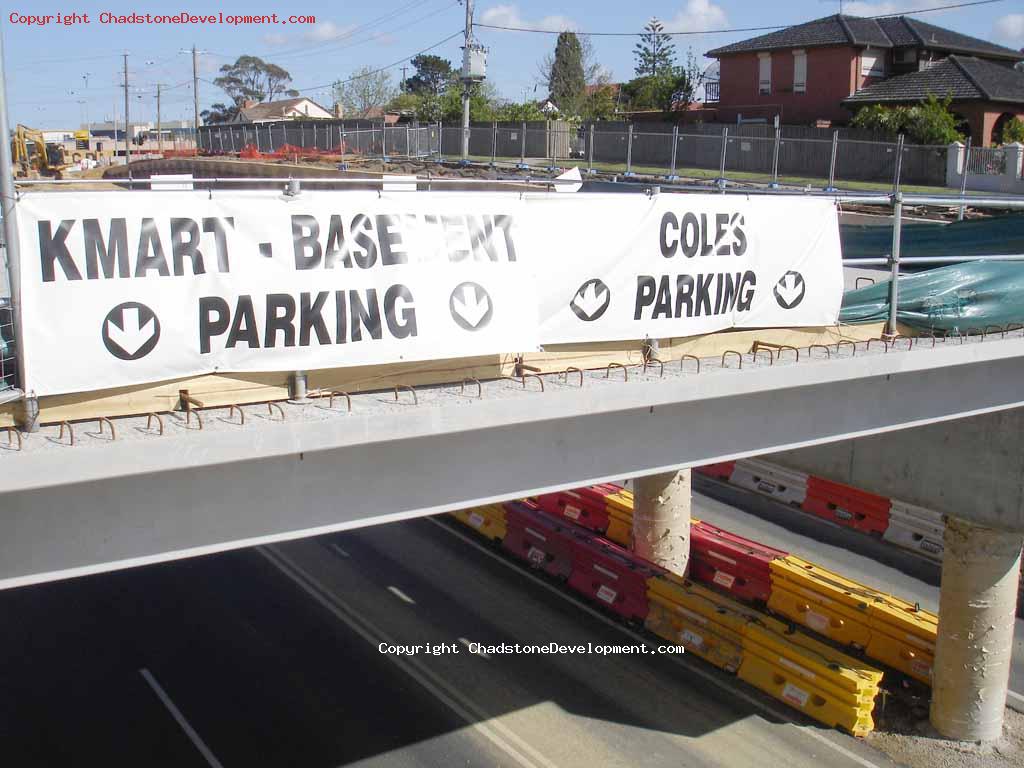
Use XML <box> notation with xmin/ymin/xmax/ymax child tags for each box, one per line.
<box><xmin>706</xmin><ymin>14</ymin><xmax>1024</xmax><ymax>145</ymax></box>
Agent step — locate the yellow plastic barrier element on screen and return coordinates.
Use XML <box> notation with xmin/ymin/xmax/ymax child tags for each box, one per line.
<box><xmin>450</xmin><ymin>504</ymin><xmax>508</xmax><ymax>542</ymax></box>
<box><xmin>646</xmin><ymin>572</ymin><xmax>882</xmax><ymax>735</ymax></box>
<box><xmin>769</xmin><ymin>556</ymin><xmax>937</xmax><ymax>684</ymax></box>
<box><xmin>645</xmin><ymin>574</ymin><xmax>758</xmax><ymax>673</ymax></box>
<box><xmin>739</xmin><ymin>622</ymin><xmax>882</xmax><ymax>736</ymax></box>
<box><xmin>604</xmin><ymin>489</ymin><xmax>633</xmax><ymax>547</ymax></box>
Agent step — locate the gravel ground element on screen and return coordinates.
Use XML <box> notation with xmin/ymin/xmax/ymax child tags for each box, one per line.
<box><xmin>868</xmin><ymin>707</ymin><xmax>1024</xmax><ymax>768</ymax></box>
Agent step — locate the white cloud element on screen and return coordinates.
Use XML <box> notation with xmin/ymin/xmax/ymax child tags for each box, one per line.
<box><xmin>842</xmin><ymin>0</ymin><xmax>952</xmax><ymax>17</ymax></box>
<box><xmin>479</xmin><ymin>4</ymin><xmax>576</xmax><ymax>33</ymax></box>
<box><xmin>665</xmin><ymin>0</ymin><xmax>728</xmax><ymax>33</ymax></box>
<box><xmin>304</xmin><ymin>21</ymin><xmax>355</xmax><ymax>43</ymax></box>
<box><xmin>262</xmin><ymin>32</ymin><xmax>289</xmax><ymax>47</ymax></box>
<box><xmin>993</xmin><ymin>14</ymin><xmax>1024</xmax><ymax>45</ymax></box>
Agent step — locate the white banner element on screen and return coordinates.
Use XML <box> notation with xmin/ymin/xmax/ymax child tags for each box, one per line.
<box><xmin>15</xmin><ymin>190</ymin><xmax>842</xmax><ymax>396</ymax></box>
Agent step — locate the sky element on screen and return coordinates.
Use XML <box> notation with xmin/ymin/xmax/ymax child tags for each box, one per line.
<box><xmin>2</xmin><ymin>0</ymin><xmax>1022</xmax><ymax>128</ymax></box>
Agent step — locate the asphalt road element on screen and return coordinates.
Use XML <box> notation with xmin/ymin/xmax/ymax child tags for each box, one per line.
<box><xmin>0</xmin><ymin>511</ymin><xmax>897</xmax><ymax>768</ymax></box>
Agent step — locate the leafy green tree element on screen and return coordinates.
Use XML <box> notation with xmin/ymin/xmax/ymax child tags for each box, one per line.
<box><xmin>403</xmin><ymin>55</ymin><xmax>454</xmax><ymax>96</ymax></box>
<box><xmin>622</xmin><ymin>56</ymin><xmax>701</xmax><ymax>117</ymax></box>
<box><xmin>214</xmin><ymin>55</ymin><xmax>298</xmax><ymax>105</ymax></box>
<box><xmin>996</xmin><ymin>116</ymin><xmax>1024</xmax><ymax>145</ymax></box>
<box><xmin>200</xmin><ymin>102</ymin><xmax>239</xmax><ymax>125</ymax></box>
<box><xmin>386</xmin><ymin>92</ymin><xmax>423</xmax><ymax>115</ymax></box>
<box><xmin>433</xmin><ymin>81</ymin><xmax>498</xmax><ymax>122</ymax></box>
<box><xmin>548</xmin><ymin>32</ymin><xmax>586</xmax><ymax>116</ymax></box>
<box><xmin>333</xmin><ymin>67</ymin><xmax>397</xmax><ymax>117</ymax></box>
<box><xmin>634</xmin><ymin>18</ymin><xmax>675</xmax><ymax>78</ymax></box>
<box><xmin>580</xmin><ymin>85</ymin><xmax>617</xmax><ymax>120</ymax></box>
<box><xmin>495</xmin><ymin>101</ymin><xmax>548</xmax><ymax>122</ymax></box>
<box><xmin>851</xmin><ymin>94</ymin><xmax>963</xmax><ymax>145</ymax></box>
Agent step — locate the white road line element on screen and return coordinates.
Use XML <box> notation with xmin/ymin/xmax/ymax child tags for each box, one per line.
<box><xmin>140</xmin><ymin>668</ymin><xmax>225</xmax><ymax>768</ymax></box>
<box><xmin>426</xmin><ymin>517</ymin><xmax>886</xmax><ymax>768</ymax></box>
<box><xmin>329</xmin><ymin>544</ymin><xmax>350</xmax><ymax>558</ymax></box>
<box><xmin>258</xmin><ymin>546</ymin><xmax>558</xmax><ymax>768</ymax></box>
<box><xmin>387</xmin><ymin>585</ymin><xmax>416</xmax><ymax>604</ymax></box>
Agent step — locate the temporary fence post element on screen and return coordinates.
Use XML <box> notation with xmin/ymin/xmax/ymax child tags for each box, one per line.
<box><xmin>666</xmin><ymin>124</ymin><xmax>679</xmax><ymax>181</ymax></box>
<box><xmin>769</xmin><ymin>125</ymin><xmax>781</xmax><ymax>188</ymax></box>
<box><xmin>517</xmin><ymin>120</ymin><xmax>528</xmax><ymax>170</ymax></box>
<box><xmin>716</xmin><ymin>126</ymin><xmax>729</xmax><ymax>190</ymax></box>
<box><xmin>406</xmin><ymin>125</ymin><xmax>411</xmax><ymax>158</ymax></box>
<box><xmin>824</xmin><ymin>129</ymin><xmax>839</xmax><ymax>192</ymax></box>
<box><xmin>490</xmin><ymin>121</ymin><xmax>497</xmax><ymax>167</ymax></box>
<box><xmin>587</xmin><ymin>123</ymin><xmax>595</xmax><ymax>175</ymax></box>
<box><xmin>289</xmin><ymin>371</ymin><xmax>310</xmax><ymax>403</ymax></box>
<box><xmin>624</xmin><ymin>123</ymin><xmax>635</xmax><ymax>177</ymax></box>
<box><xmin>255</xmin><ymin>124</ymin><xmax>261</xmax><ymax>154</ymax></box>
<box><xmin>229</xmin><ymin>126</ymin><xmax>236</xmax><ymax>153</ymax></box>
<box><xmin>0</xmin><ymin>29</ymin><xmax>36</xmax><ymax>427</ymax></box>
<box><xmin>958</xmin><ymin>136</ymin><xmax>972</xmax><ymax>221</ymax></box>
<box><xmin>545</xmin><ymin>119</ymin><xmax>558</xmax><ymax>172</ymax></box>
<box><xmin>217</xmin><ymin>127</ymin><xmax>224</xmax><ymax>154</ymax></box>
<box><xmin>887</xmin><ymin>192</ymin><xmax>903</xmax><ymax>336</ymax></box>
<box><xmin>382</xmin><ymin>121</ymin><xmax>388</xmax><ymax>162</ymax></box>
<box><xmin>892</xmin><ymin>133</ymin><xmax>905</xmax><ymax>193</ymax></box>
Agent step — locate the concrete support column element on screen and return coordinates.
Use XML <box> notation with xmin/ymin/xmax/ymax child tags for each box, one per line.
<box><xmin>632</xmin><ymin>469</ymin><xmax>691</xmax><ymax>575</ymax></box>
<box><xmin>931</xmin><ymin>516</ymin><xmax>1023</xmax><ymax>742</ymax></box>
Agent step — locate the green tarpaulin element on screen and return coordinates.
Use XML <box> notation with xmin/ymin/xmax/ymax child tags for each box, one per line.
<box><xmin>840</xmin><ymin>261</ymin><xmax>1024</xmax><ymax>331</ymax></box>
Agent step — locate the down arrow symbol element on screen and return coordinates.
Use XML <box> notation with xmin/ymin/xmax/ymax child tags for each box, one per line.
<box><xmin>449</xmin><ymin>282</ymin><xmax>493</xmax><ymax>331</ymax></box>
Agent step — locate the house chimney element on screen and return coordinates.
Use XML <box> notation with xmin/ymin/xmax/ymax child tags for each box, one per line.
<box><xmin>333</xmin><ymin>102</ymin><xmax>343</xmax><ymax>119</ymax></box>
<box><xmin>242</xmin><ymin>99</ymin><xmax>258</xmax><ymax>109</ymax></box>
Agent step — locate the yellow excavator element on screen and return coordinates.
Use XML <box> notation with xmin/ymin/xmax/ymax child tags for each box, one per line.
<box><xmin>11</xmin><ymin>125</ymin><xmax>72</xmax><ymax>179</ymax></box>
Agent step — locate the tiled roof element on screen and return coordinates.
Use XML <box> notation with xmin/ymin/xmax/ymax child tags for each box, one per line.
<box><xmin>843</xmin><ymin>55</ymin><xmax>1024</xmax><ymax>104</ymax></box>
<box><xmin>240</xmin><ymin>97</ymin><xmax>329</xmax><ymax>121</ymax></box>
<box><xmin>707</xmin><ymin>14</ymin><xmax>1023</xmax><ymax>60</ymax></box>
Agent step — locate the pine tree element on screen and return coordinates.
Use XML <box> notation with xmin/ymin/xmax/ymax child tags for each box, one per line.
<box><xmin>634</xmin><ymin>18</ymin><xmax>676</xmax><ymax>77</ymax></box>
<box><xmin>548</xmin><ymin>32</ymin><xmax>586</xmax><ymax>116</ymax></box>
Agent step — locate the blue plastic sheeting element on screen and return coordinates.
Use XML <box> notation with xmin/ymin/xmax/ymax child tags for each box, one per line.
<box><xmin>840</xmin><ymin>215</ymin><xmax>1024</xmax><ymax>262</ymax></box>
<box><xmin>840</xmin><ymin>262</ymin><xmax>1024</xmax><ymax>331</ymax></box>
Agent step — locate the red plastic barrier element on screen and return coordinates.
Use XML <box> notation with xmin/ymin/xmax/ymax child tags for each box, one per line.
<box><xmin>690</xmin><ymin>520</ymin><xmax>788</xmax><ymax>603</ymax></box>
<box><xmin>565</xmin><ymin>529</ymin><xmax>663</xmax><ymax>622</ymax></box>
<box><xmin>694</xmin><ymin>462</ymin><xmax>737</xmax><ymax>482</ymax></box>
<box><xmin>534</xmin><ymin>484</ymin><xmax>618</xmax><ymax>533</ymax></box>
<box><xmin>501</xmin><ymin>501</ymin><xmax>575</xmax><ymax>581</ymax></box>
<box><xmin>802</xmin><ymin>477</ymin><xmax>891</xmax><ymax>536</ymax></box>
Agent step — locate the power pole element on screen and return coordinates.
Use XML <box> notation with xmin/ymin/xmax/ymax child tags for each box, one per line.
<box><xmin>122</xmin><ymin>51</ymin><xmax>131</xmax><ymax>164</ymax></box>
<box><xmin>401</xmin><ymin>66</ymin><xmax>407</xmax><ymax>92</ymax></box>
<box><xmin>192</xmin><ymin>45</ymin><xmax>200</xmax><ymax>153</ymax></box>
<box><xmin>461</xmin><ymin>0</ymin><xmax>474</xmax><ymax>160</ymax></box>
<box><xmin>155</xmin><ymin>83</ymin><xmax>163</xmax><ymax>155</ymax></box>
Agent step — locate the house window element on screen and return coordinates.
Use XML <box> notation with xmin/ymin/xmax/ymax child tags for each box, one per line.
<box><xmin>793</xmin><ymin>50</ymin><xmax>807</xmax><ymax>93</ymax></box>
<box><xmin>758</xmin><ymin>53</ymin><xmax>772</xmax><ymax>95</ymax></box>
<box><xmin>861</xmin><ymin>47</ymin><xmax>886</xmax><ymax>77</ymax></box>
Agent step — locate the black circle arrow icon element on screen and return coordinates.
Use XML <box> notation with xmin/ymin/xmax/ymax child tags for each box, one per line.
<box><xmin>102</xmin><ymin>302</ymin><xmax>161</xmax><ymax>360</ymax></box>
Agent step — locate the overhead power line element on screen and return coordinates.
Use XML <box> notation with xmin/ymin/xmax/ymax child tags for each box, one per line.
<box><xmin>286</xmin><ymin>29</ymin><xmax>464</xmax><ymax>95</ymax></box>
<box><xmin>473</xmin><ymin>0</ymin><xmax>1010</xmax><ymax>36</ymax></box>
